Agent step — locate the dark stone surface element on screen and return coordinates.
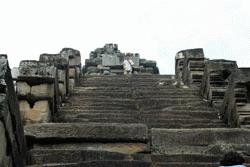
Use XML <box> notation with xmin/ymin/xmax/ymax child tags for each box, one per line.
<box><xmin>28</xmin><ymin>160</ymin><xmax>152</xmax><ymax>167</ymax></box>
<box><xmin>152</xmin><ymin>128</ymin><xmax>250</xmax><ymax>154</ymax></box>
<box><xmin>176</xmin><ymin>48</ymin><xmax>205</xmax><ymax>86</ymax></box>
<box><xmin>19</xmin><ymin>60</ymin><xmax>56</xmax><ymax>83</ymax></box>
<box><xmin>25</xmin><ymin>123</ymin><xmax>148</xmax><ymax>142</ymax></box>
<box><xmin>39</xmin><ymin>54</ymin><xmax>68</xmax><ymax>69</ymax></box>
<box><xmin>28</xmin><ymin>149</ymin><xmax>150</xmax><ymax>164</ymax></box>
<box><xmin>0</xmin><ymin>55</ymin><xmax>26</xmax><ymax>167</ymax></box>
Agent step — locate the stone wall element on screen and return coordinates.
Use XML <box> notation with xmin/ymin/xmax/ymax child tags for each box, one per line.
<box><xmin>0</xmin><ymin>55</ymin><xmax>26</xmax><ymax>167</ymax></box>
<box><xmin>84</xmin><ymin>43</ymin><xmax>159</xmax><ymax>75</ymax></box>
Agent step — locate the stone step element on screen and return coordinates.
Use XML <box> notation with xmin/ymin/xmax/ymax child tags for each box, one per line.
<box><xmin>153</xmin><ymin>162</ymin><xmax>219</xmax><ymax>167</ymax></box>
<box><xmin>28</xmin><ymin>160</ymin><xmax>151</xmax><ymax>167</ymax></box>
<box><xmin>59</xmin><ymin>104</ymin><xmax>214</xmax><ymax>111</ymax></box>
<box><xmin>57</xmin><ymin>117</ymin><xmax>223</xmax><ymax>125</ymax></box>
<box><xmin>151</xmin><ymin>128</ymin><xmax>250</xmax><ymax>155</ymax></box>
<box><xmin>31</xmin><ymin>143</ymin><xmax>150</xmax><ymax>154</ymax></box>
<box><xmin>152</xmin><ymin>154</ymin><xmax>221</xmax><ymax>162</ymax></box>
<box><xmin>25</xmin><ymin>123</ymin><xmax>148</xmax><ymax>143</ymax></box>
<box><xmin>68</xmin><ymin>96</ymin><xmax>201</xmax><ymax>102</ymax></box>
<box><xmin>71</xmin><ymin>92</ymin><xmax>199</xmax><ymax>97</ymax></box>
<box><xmin>147</xmin><ymin>123</ymin><xmax>226</xmax><ymax>129</ymax></box>
<box><xmin>152</xmin><ymin>154</ymin><xmax>250</xmax><ymax>164</ymax></box>
<box><xmin>58</xmin><ymin>111</ymin><xmax>219</xmax><ymax>120</ymax></box>
<box><xmin>28</xmin><ymin>149</ymin><xmax>151</xmax><ymax>165</ymax></box>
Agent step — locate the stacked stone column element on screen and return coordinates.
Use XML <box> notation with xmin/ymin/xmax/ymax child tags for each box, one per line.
<box><xmin>39</xmin><ymin>54</ymin><xmax>69</xmax><ymax>103</ymax></box>
<box><xmin>17</xmin><ymin>61</ymin><xmax>56</xmax><ymax>124</ymax></box>
<box><xmin>60</xmin><ymin>48</ymin><xmax>81</xmax><ymax>93</ymax></box>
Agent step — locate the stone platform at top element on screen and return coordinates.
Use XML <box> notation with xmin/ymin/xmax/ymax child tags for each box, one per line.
<box><xmin>84</xmin><ymin>43</ymin><xmax>159</xmax><ymax>75</ymax></box>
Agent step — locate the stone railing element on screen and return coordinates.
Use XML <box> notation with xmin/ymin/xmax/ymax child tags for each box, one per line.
<box><xmin>60</xmin><ymin>48</ymin><xmax>81</xmax><ymax>87</ymax></box>
<box><xmin>17</xmin><ymin>60</ymin><xmax>57</xmax><ymax>124</ymax></box>
<box><xmin>0</xmin><ymin>55</ymin><xmax>27</xmax><ymax>167</ymax></box>
<box><xmin>175</xmin><ymin>48</ymin><xmax>206</xmax><ymax>86</ymax></box>
<box><xmin>200</xmin><ymin>59</ymin><xmax>237</xmax><ymax>108</ymax></box>
<box><xmin>220</xmin><ymin>68</ymin><xmax>250</xmax><ymax>127</ymax></box>
<box><xmin>15</xmin><ymin>48</ymin><xmax>81</xmax><ymax>124</ymax></box>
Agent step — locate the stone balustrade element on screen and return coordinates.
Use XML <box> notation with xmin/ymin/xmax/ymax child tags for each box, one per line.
<box><xmin>220</xmin><ymin>68</ymin><xmax>250</xmax><ymax>127</ymax></box>
<box><xmin>200</xmin><ymin>59</ymin><xmax>237</xmax><ymax>108</ymax></box>
<box><xmin>17</xmin><ymin>60</ymin><xmax>57</xmax><ymax>124</ymax></box>
<box><xmin>0</xmin><ymin>55</ymin><xmax>26</xmax><ymax>167</ymax></box>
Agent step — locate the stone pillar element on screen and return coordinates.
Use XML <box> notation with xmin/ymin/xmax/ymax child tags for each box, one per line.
<box><xmin>39</xmin><ymin>53</ymin><xmax>69</xmax><ymax>102</ymax></box>
<box><xmin>60</xmin><ymin>48</ymin><xmax>81</xmax><ymax>93</ymax></box>
<box><xmin>175</xmin><ymin>52</ymin><xmax>184</xmax><ymax>86</ymax></box>
<box><xmin>0</xmin><ymin>55</ymin><xmax>26</xmax><ymax>167</ymax></box>
<box><xmin>178</xmin><ymin>48</ymin><xmax>205</xmax><ymax>86</ymax></box>
<box><xmin>17</xmin><ymin>60</ymin><xmax>56</xmax><ymax>124</ymax></box>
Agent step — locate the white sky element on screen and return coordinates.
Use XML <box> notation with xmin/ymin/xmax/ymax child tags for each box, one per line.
<box><xmin>0</xmin><ymin>0</ymin><xmax>250</xmax><ymax>74</ymax></box>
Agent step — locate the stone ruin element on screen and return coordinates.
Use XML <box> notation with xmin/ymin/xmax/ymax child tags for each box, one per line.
<box><xmin>83</xmin><ymin>43</ymin><xmax>159</xmax><ymax>75</ymax></box>
<box><xmin>1</xmin><ymin>46</ymin><xmax>250</xmax><ymax>166</ymax></box>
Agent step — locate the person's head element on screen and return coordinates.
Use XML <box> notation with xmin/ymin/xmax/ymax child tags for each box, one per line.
<box><xmin>220</xmin><ymin>151</ymin><xmax>245</xmax><ymax>166</ymax></box>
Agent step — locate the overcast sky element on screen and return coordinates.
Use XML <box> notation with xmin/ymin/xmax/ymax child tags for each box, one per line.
<box><xmin>0</xmin><ymin>0</ymin><xmax>249</xmax><ymax>74</ymax></box>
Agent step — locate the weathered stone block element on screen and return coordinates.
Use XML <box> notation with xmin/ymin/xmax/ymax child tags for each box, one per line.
<box><xmin>16</xmin><ymin>82</ymin><xmax>30</xmax><ymax>96</ymax></box>
<box><xmin>76</xmin><ymin>66</ymin><xmax>81</xmax><ymax>76</ymax></box>
<box><xmin>11</xmin><ymin>67</ymin><xmax>19</xmax><ymax>80</ymax></box>
<box><xmin>102</xmin><ymin>54</ymin><xmax>121</xmax><ymax>66</ymax></box>
<box><xmin>69</xmin><ymin>68</ymin><xmax>76</xmax><ymax>78</ymax></box>
<box><xmin>19</xmin><ymin>60</ymin><xmax>56</xmax><ymax>79</ymax></box>
<box><xmin>0</xmin><ymin>121</ymin><xmax>8</xmax><ymax>167</ymax></box>
<box><xmin>59</xmin><ymin>83</ymin><xmax>66</xmax><ymax>96</ymax></box>
<box><xmin>25</xmin><ymin>123</ymin><xmax>148</xmax><ymax>142</ymax></box>
<box><xmin>57</xmin><ymin>69</ymin><xmax>66</xmax><ymax>83</ymax></box>
<box><xmin>19</xmin><ymin>100</ymin><xmax>30</xmax><ymax>121</ymax></box>
<box><xmin>31</xmin><ymin>84</ymin><xmax>54</xmax><ymax>99</ymax></box>
<box><xmin>152</xmin><ymin>128</ymin><xmax>250</xmax><ymax>154</ymax></box>
<box><xmin>69</xmin><ymin>79</ymin><xmax>75</xmax><ymax>93</ymax></box>
<box><xmin>24</xmin><ymin>100</ymin><xmax>51</xmax><ymax>124</ymax></box>
<box><xmin>69</xmin><ymin>56</ymin><xmax>81</xmax><ymax>66</ymax></box>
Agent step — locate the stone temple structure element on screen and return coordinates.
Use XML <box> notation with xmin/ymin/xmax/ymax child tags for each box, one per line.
<box><xmin>1</xmin><ymin>46</ymin><xmax>250</xmax><ymax>166</ymax></box>
<box><xmin>83</xmin><ymin>43</ymin><xmax>159</xmax><ymax>75</ymax></box>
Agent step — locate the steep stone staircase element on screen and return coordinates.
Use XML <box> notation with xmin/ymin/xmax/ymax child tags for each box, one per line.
<box><xmin>25</xmin><ymin>75</ymin><xmax>250</xmax><ymax>166</ymax></box>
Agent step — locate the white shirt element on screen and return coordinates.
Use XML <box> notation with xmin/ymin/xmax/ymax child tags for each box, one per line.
<box><xmin>123</xmin><ymin>59</ymin><xmax>134</xmax><ymax>71</ymax></box>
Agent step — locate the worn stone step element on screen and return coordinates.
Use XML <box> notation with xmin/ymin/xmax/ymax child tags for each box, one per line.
<box><xmin>152</xmin><ymin>154</ymin><xmax>221</xmax><ymax>162</ymax></box>
<box><xmin>28</xmin><ymin>149</ymin><xmax>151</xmax><ymax>165</ymax></box>
<box><xmin>70</xmin><ymin>93</ymin><xmax>199</xmax><ymax>98</ymax></box>
<box><xmin>25</xmin><ymin>123</ymin><xmax>148</xmax><ymax>143</ymax></box>
<box><xmin>151</xmin><ymin>128</ymin><xmax>250</xmax><ymax>155</ymax></box>
<box><xmin>32</xmin><ymin>143</ymin><xmax>150</xmax><ymax>154</ymax></box>
<box><xmin>57</xmin><ymin>117</ymin><xmax>223</xmax><ymax>125</ymax></box>
<box><xmin>59</xmin><ymin>103</ymin><xmax>214</xmax><ymax>111</ymax></box>
<box><xmin>58</xmin><ymin>111</ymin><xmax>219</xmax><ymax>120</ymax></box>
<box><xmin>152</xmin><ymin>154</ymin><xmax>250</xmax><ymax>163</ymax></box>
<box><xmin>153</xmin><ymin>162</ymin><xmax>219</xmax><ymax>167</ymax></box>
<box><xmin>147</xmin><ymin>123</ymin><xmax>226</xmax><ymax>129</ymax></box>
<box><xmin>28</xmin><ymin>160</ymin><xmax>151</xmax><ymax>167</ymax></box>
